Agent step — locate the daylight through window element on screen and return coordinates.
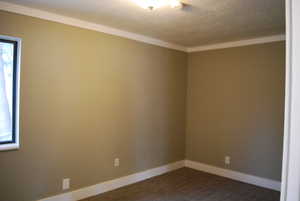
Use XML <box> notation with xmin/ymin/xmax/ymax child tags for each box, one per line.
<box><xmin>0</xmin><ymin>37</ymin><xmax>20</xmax><ymax>150</ymax></box>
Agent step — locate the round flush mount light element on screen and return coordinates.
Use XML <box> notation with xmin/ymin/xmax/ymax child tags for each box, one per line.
<box><xmin>132</xmin><ymin>0</ymin><xmax>183</xmax><ymax>10</ymax></box>
<box><xmin>169</xmin><ymin>0</ymin><xmax>182</xmax><ymax>8</ymax></box>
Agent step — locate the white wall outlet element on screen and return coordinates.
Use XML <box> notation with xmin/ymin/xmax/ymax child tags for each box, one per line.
<box><xmin>225</xmin><ymin>156</ymin><xmax>231</xmax><ymax>165</ymax></box>
<box><xmin>62</xmin><ymin>178</ymin><xmax>70</xmax><ymax>190</ymax></box>
<box><xmin>114</xmin><ymin>158</ymin><xmax>120</xmax><ymax>167</ymax></box>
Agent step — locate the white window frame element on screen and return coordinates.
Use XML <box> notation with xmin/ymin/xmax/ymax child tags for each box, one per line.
<box><xmin>0</xmin><ymin>35</ymin><xmax>21</xmax><ymax>151</ymax></box>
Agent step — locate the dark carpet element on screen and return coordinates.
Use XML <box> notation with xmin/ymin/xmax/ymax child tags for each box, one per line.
<box><xmin>81</xmin><ymin>168</ymin><xmax>280</xmax><ymax>201</ymax></box>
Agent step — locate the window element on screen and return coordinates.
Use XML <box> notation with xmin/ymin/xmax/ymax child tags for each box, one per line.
<box><xmin>0</xmin><ymin>36</ymin><xmax>21</xmax><ymax>151</ymax></box>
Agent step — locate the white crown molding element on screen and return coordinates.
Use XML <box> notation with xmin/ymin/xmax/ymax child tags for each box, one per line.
<box><xmin>185</xmin><ymin>160</ymin><xmax>281</xmax><ymax>191</ymax></box>
<box><xmin>38</xmin><ymin>160</ymin><xmax>185</xmax><ymax>201</ymax></box>
<box><xmin>0</xmin><ymin>1</ymin><xmax>286</xmax><ymax>53</ymax></box>
<box><xmin>0</xmin><ymin>1</ymin><xmax>187</xmax><ymax>52</ymax></box>
<box><xmin>187</xmin><ymin>34</ymin><xmax>286</xmax><ymax>52</ymax></box>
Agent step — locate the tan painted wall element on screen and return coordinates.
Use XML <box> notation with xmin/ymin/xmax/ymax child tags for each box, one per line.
<box><xmin>186</xmin><ymin>42</ymin><xmax>285</xmax><ymax>181</ymax></box>
<box><xmin>0</xmin><ymin>11</ymin><xmax>187</xmax><ymax>201</ymax></box>
<box><xmin>0</xmin><ymin>9</ymin><xmax>286</xmax><ymax>201</ymax></box>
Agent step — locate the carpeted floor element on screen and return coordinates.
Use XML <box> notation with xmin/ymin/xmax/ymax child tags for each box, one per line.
<box><xmin>80</xmin><ymin>168</ymin><xmax>280</xmax><ymax>201</ymax></box>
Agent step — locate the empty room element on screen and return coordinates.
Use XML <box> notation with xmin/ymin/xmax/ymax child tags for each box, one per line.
<box><xmin>1</xmin><ymin>0</ymin><xmax>300</xmax><ymax>201</ymax></box>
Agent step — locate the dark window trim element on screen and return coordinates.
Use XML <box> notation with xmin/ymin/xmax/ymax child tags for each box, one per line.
<box><xmin>0</xmin><ymin>38</ymin><xmax>18</xmax><ymax>145</ymax></box>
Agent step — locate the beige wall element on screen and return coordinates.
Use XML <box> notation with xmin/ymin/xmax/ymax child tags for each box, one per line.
<box><xmin>0</xmin><ymin>11</ymin><xmax>187</xmax><ymax>201</ymax></box>
<box><xmin>0</xmin><ymin>10</ymin><xmax>286</xmax><ymax>201</ymax></box>
<box><xmin>186</xmin><ymin>42</ymin><xmax>285</xmax><ymax>181</ymax></box>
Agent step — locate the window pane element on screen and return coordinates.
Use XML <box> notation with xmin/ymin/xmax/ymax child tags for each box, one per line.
<box><xmin>0</xmin><ymin>41</ymin><xmax>14</xmax><ymax>143</ymax></box>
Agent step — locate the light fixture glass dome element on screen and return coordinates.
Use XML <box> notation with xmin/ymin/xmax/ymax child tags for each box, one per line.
<box><xmin>132</xmin><ymin>0</ymin><xmax>182</xmax><ymax>10</ymax></box>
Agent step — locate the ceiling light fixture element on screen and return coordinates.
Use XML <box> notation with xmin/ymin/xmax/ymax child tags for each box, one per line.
<box><xmin>132</xmin><ymin>0</ymin><xmax>183</xmax><ymax>10</ymax></box>
<box><xmin>169</xmin><ymin>0</ymin><xmax>182</xmax><ymax>8</ymax></box>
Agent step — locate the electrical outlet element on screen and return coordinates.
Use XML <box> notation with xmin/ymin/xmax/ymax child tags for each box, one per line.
<box><xmin>114</xmin><ymin>158</ymin><xmax>120</xmax><ymax>167</ymax></box>
<box><xmin>225</xmin><ymin>156</ymin><xmax>231</xmax><ymax>165</ymax></box>
<box><xmin>62</xmin><ymin>178</ymin><xmax>70</xmax><ymax>190</ymax></box>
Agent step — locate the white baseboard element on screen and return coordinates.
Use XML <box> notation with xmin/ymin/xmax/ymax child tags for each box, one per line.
<box><xmin>185</xmin><ymin>160</ymin><xmax>281</xmax><ymax>191</ymax></box>
<box><xmin>38</xmin><ymin>159</ymin><xmax>281</xmax><ymax>201</ymax></box>
<box><xmin>38</xmin><ymin>160</ymin><xmax>185</xmax><ymax>201</ymax></box>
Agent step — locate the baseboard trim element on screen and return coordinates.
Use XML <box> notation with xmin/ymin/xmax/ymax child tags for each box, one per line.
<box><xmin>38</xmin><ymin>159</ymin><xmax>281</xmax><ymax>201</ymax></box>
<box><xmin>38</xmin><ymin>160</ymin><xmax>185</xmax><ymax>201</ymax></box>
<box><xmin>185</xmin><ymin>160</ymin><xmax>281</xmax><ymax>191</ymax></box>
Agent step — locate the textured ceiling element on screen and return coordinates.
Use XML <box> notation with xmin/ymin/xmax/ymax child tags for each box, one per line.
<box><xmin>2</xmin><ymin>0</ymin><xmax>285</xmax><ymax>47</ymax></box>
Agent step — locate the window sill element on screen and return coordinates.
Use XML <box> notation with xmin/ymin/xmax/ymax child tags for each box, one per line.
<box><xmin>0</xmin><ymin>143</ymin><xmax>19</xmax><ymax>151</ymax></box>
